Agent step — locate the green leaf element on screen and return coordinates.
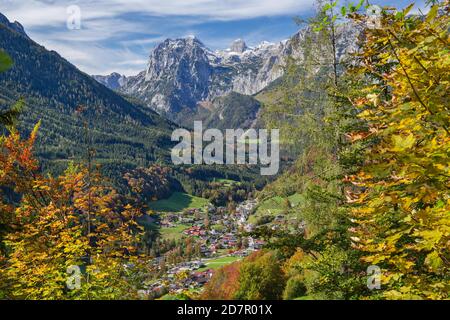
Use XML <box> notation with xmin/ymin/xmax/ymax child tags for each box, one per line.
<box><xmin>425</xmin><ymin>251</ymin><xmax>443</xmax><ymax>272</ymax></box>
<box><xmin>403</xmin><ymin>3</ymin><xmax>415</xmax><ymax>16</ymax></box>
<box><xmin>355</xmin><ymin>0</ymin><xmax>364</xmax><ymax>11</ymax></box>
<box><xmin>395</xmin><ymin>11</ymin><xmax>404</xmax><ymax>20</ymax></box>
<box><xmin>0</xmin><ymin>99</ymin><xmax>24</xmax><ymax>129</ymax></box>
<box><xmin>341</xmin><ymin>6</ymin><xmax>347</xmax><ymax>16</ymax></box>
<box><xmin>392</xmin><ymin>134</ymin><xmax>416</xmax><ymax>151</ymax></box>
<box><xmin>425</xmin><ymin>5</ymin><xmax>438</xmax><ymax>23</ymax></box>
<box><xmin>323</xmin><ymin>3</ymin><xmax>332</xmax><ymax>11</ymax></box>
<box><xmin>434</xmin><ymin>200</ymin><xmax>445</xmax><ymax>209</ymax></box>
<box><xmin>313</xmin><ymin>25</ymin><xmax>324</xmax><ymax>32</ymax></box>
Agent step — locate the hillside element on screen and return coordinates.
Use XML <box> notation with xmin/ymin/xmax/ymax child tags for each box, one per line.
<box><xmin>94</xmin><ymin>25</ymin><xmax>358</xmax><ymax>129</ymax></box>
<box><xmin>0</xmin><ymin>13</ymin><xmax>177</xmax><ymax>181</ymax></box>
<box><xmin>175</xmin><ymin>92</ymin><xmax>261</xmax><ymax>130</ymax></box>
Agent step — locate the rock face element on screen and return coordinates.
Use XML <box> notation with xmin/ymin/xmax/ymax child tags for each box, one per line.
<box><xmin>216</xmin><ymin>40</ymin><xmax>288</xmax><ymax>96</ymax></box>
<box><xmin>93</xmin><ymin>25</ymin><xmax>359</xmax><ymax>124</ymax></box>
<box><xmin>122</xmin><ymin>36</ymin><xmax>214</xmax><ymax>114</ymax></box>
<box><xmin>230</xmin><ymin>39</ymin><xmax>248</xmax><ymax>53</ymax></box>
<box><xmin>114</xmin><ymin>37</ymin><xmax>289</xmax><ymax>120</ymax></box>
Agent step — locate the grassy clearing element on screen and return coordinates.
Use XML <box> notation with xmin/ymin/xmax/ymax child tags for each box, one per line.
<box><xmin>149</xmin><ymin>192</ymin><xmax>209</xmax><ymax>212</ymax></box>
<box><xmin>197</xmin><ymin>256</ymin><xmax>241</xmax><ymax>272</ymax></box>
<box><xmin>249</xmin><ymin>193</ymin><xmax>303</xmax><ymax>224</ymax></box>
<box><xmin>287</xmin><ymin>193</ymin><xmax>304</xmax><ymax>207</ymax></box>
<box><xmin>208</xmin><ymin>177</ymin><xmax>240</xmax><ymax>187</ymax></box>
<box><xmin>249</xmin><ymin>196</ymin><xmax>285</xmax><ymax>224</ymax></box>
<box><xmin>160</xmin><ymin>224</ymin><xmax>191</xmax><ymax>240</ymax></box>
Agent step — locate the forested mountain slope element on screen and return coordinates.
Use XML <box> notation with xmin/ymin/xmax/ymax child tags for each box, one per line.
<box><xmin>0</xmin><ymin>14</ymin><xmax>177</xmax><ymax>181</ymax></box>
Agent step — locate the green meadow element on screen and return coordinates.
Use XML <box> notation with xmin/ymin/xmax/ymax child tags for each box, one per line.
<box><xmin>197</xmin><ymin>256</ymin><xmax>241</xmax><ymax>272</ymax></box>
<box><xmin>149</xmin><ymin>192</ymin><xmax>209</xmax><ymax>212</ymax></box>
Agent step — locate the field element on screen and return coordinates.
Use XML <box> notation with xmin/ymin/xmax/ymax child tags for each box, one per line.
<box><xmin>197</xmin><ymin>256</ymin><xmax>241</xmax><ymax>272</ymax></box>
<box><xmin>249</xmin><ymin>193</ymin><xmax>304</xmax><ymax>224</ymax></box>
<box><xmin>148</xmin><ymin>192</ymin><xmax>209</xmax><ymax>212</ymax></box>
<box><xmin>208</xmin><ymin>177</ymin><xmax>240</xmax><ymax>187</ymax></box>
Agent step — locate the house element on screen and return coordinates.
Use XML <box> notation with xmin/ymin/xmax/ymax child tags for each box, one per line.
<box><xmin>184</xmin><ymin>226</ymin><xmax>207</xmax><ymax>237</ymax></box>
<box><xmin>207</xmin><ymin>204</ymin><xmax>216</xmax><ymax>214</ymax></box>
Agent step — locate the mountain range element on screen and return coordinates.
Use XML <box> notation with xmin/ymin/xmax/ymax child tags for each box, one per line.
<box><xmin>0</xmin><ymin>10</ymin><xmax>358</xmax><ymax>181</ymax></box>
<box><xmin>93</xmin><ymin>25</ymin><xmax>358</xmax><ymax>128</ymax></box>
<box><xmin>93</xmin><ymin>36</ymin><xmax>289</xmax><ymax>126</ymax></box>
<box><xmin>0</xmin><ymin>13</ymin><xmax>177</xmax><ymax>184</ymax></box>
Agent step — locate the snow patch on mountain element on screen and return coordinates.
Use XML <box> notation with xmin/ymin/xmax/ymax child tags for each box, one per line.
<box><xmin>92</xmin><ymin>24</ymin><xmax>359</xmax><ymax>120</ymax></box>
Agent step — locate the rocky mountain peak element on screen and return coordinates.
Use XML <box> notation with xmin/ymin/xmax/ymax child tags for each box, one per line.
<box><xmin>92</xmin><ymin>72</ymin><xmax>127</xmax><ymax>90</ymax></box>
<box><xmin>144</xmin><ymin>36</ymin><xmax>211</xmax><ymax>81</ymax></box>
<box><xmin>93</xmin><ymin>25</ymin><xmax>358</xmax><ymax>124</ymax></box>
<box><xmin>104</xmin><ymin>34</ymin><xmax>290</xmax><ymax>117</ymax></box>
<box><xmin>156</xmin><ymin>36</ymin><xmax>206</xmax><ymax>52</ymax></box>
<box><xmin>0</xmin><ymin>13</ymin><xmax>29</xmax><ymax>39</ymax></box>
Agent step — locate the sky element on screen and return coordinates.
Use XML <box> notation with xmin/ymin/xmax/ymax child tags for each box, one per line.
<box><xmin>0</xmin><ymin>0</ymin><xmax>427</xmax><ymax>76</ymax></box>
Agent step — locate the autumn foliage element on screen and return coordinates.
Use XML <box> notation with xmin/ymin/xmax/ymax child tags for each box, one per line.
<box><xmin>200</xmin><ymin>261</ymin><xmax>242</xmax><ymax>300</ymax></box>
<box><xmin>0</xmin><ymin>128</ymin><xmax>148</xmax><ymax>299</ymax></box>
<box><xmin>201</xmin><ymin>251</ymin><xmax>286</xmax><ymax>300</ymax></box>
<box><xmin>346</xmin><ymin>3</ymin><xmax>450</xmax><ymax>299</ymax></box>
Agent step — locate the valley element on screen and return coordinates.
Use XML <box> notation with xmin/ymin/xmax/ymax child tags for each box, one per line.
<box><xmin>144</xmin><ymin>194</ymin><xmax>262</xmax><ymax>299</ymax></box>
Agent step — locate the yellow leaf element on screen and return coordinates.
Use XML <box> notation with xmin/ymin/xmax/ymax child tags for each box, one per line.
<box><xmin>392</xmin><ymin>134</ymin><xmax>415</xmax><ymax>151</ymax></box>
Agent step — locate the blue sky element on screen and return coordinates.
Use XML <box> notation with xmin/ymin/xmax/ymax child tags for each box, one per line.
<box><xmin>0</xmin><ymin>0</ymin><xmax>427</xmax><ymax>76</ymax></box>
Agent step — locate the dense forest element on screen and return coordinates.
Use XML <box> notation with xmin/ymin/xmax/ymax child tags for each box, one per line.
<box><xmin>0</xmin><ymin>19</ymin><xmax>177</xmax><ymax>185</ymax></box>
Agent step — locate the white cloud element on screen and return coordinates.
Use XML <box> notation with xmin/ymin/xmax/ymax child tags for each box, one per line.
<box><xmin>40</xmin><ymin>39</ymin><xmax>150</xmax><ymax>75</ymax></box>
<box><xmin>8</xmin><ymin>0</ymin><xmax>425</xmax><ymax>75</ymax></box>
<box><xmin>2</xmin><ymin>0</ymin><xmax>314</xmax><ymax>27</ymax></box>
<box><xmin>0</xmin><ymin>0</ymin><xmax>315</xmax><ymax>75</ymax></box>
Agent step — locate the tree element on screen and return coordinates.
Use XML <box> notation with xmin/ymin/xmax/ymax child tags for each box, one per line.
<box><xmin>3</xmin><ymin>163</ymin><xmax>147</xmax><ymax>299</ymax></box>
<box><xmin>0</xmin><ymin>52</ymin><xmax>149</xmax><ymax>299</ymax></box>
<box><xmin>0</xmin><ymin>125</ymin><xmax>41</xmax><ymax>298</ymax></box>
<box><xmin>235</xmin><ymin>251</ymin><xmax>286</xmax><ymax>300</ymax></box>
<box><xmin>0</xmin><ymin>50</ymin><xmax>33</xmax><ymax>298</ymax></box>
<box><xmin>0</xmin><ymin>50</ymin><xmax>23</xmax><ymax>129</ymax></box>
<box><xmin>258</xmin><ymin>0</ymin><xmax>368</xmax><ymax>299</ymax></box>
<box><xmin>200</xmin><ymin>261</ymin><xmax>241</xmax><ymax>300</ymax></box>
<box><xmin>346</xmin><ymin>2</ymin><xmax>449</xmax><ymax>299</ymax></box>
<box><xmin>283</xmin><ymin>276</ymin><xmax>307</xmax><ymax>300</ymax></box>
